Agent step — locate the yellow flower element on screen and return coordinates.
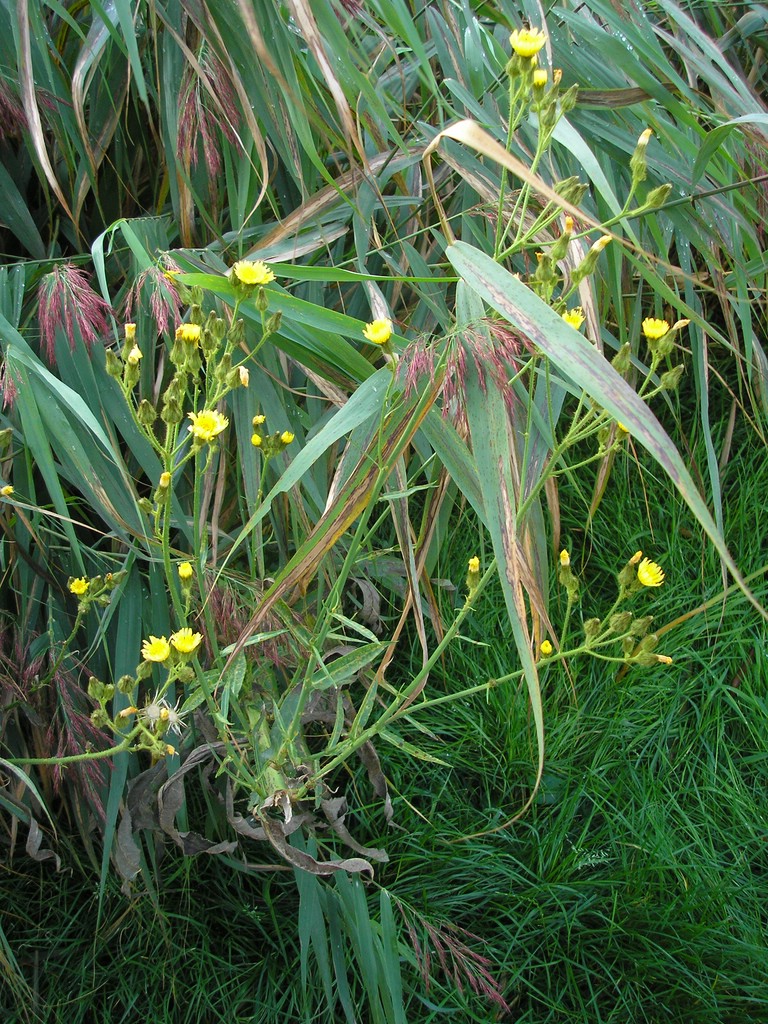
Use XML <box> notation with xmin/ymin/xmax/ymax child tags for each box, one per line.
<box><xmin>533</xmin><ymin>69</ymin><xmax>548</xmax><ymax>88</ymax></box>
<box><xmin>540</xmin><ymin>639</ymin><xmax>553</xmax><ymax>656</ymax></box>
<box><xmin>637</xmin><ymin>557</ymin><xmax>665</xmax><ymax>587</ymax></box>
<box><xmin>239</xmin><ymin>366</ymin><xmax>250</xmax><ymax>387</ymax></box>
<box><xmin>468</xmin><ymin>556</ymin><xmax>480</xmax><ymax>574</ymax></box>
<box><xmin>362</xmin><ymin>318</ymin><xmax>393</xmax><ymax>345</ymax></box>
<box><xmin>175</xmin><ymin>323</ymin><xmax>202</xmax><ymax>343</ymax></box>
<box><xmin>170</xmin><ymin>627</ymin><xmax>203</xmax><ymax>655</ymax></box>
<box><xmin>159</xmin><ymin>471</ymin><xmax>171</xmax><ymax>488</ymax></box>
<box><xmin>509</xmin><ymin>27</ymin><xmax>547</xmax><ymax>58</ymax></box>
<box><xmin>251</xmin><ymin>433</ymin><xmax>263</xmax><ymax>447</ymax></box>
<box><xmin>142</xmin><ymin>635</ymin><xmax>171</xmax><ymax>662</ymax></box>
<box><xmin>656</xmin><ymin>654</ymin><xmax>673</xmax><ymax>665</ymax></box>
<box><xmin>178</xmin><ymin>561</ymin><xmax>194</xmax><ymax>581</ymax></box>
<box><xmin>280</xmin><ymin>431</ymin><xmax>295</xmax><ymax>446</ymax></box>
<box><xmin>629</xmin><ymin>550</ymin><xmax>643</xmax><ymax>565</ymax></box>
<box><xmin>1</xmin><ymin>485</ymin><xmax>13</xmax><ymax>497</ymax></box>
<box><xmin>188</xmin><ymin>409</ymin><xmax>228</xmax><ymax>442</ymax></box>
<box><xmin>231</xmin><ymin>260</ymin><xmax>275</xmax><ymax>286</ymax></box>
<box><xmin>559</xmin><ymin>549</ymin><xmax>570</xmax><ymax>567</ymax></box>
<box><xmin>617</xmin><ymin>422</ymin><xmax>629</xmax><ymax>434</ymax></box>
<box><xmin>252</xmin><ymin>414</ymin><xmax>266</xmax><ymax>426</ymax></box>
<box><xmin>562</xmin><ymin>307</ymin><xmax>585</xmax><ymax>330</ymax></box>
<box><xmin>125</xmin><ymin>323</ymin><xmax>136</xmax><ymax>342</ymax></box>
<box><xmin>68</xmin><ymin>577</ymin><xmax>90</xmax><ymax>596</ymax></box>
<box><xmin>127</xmin><ymin>345</ymin><xmax>143</xmax><ymax>366</ymax></box>
<box><xmin>642</xmin><ymin>318</ymin><xmax>669</xmax><ymax>341</ymax></box>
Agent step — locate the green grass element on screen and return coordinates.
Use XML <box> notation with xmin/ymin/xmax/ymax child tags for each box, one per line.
<box><xmin>2</xmin><ymin>1</ymin><xmax>768</xmax><ymax>1021</ymax></box>
<box><xmin>8</xmin><ymin>425</ymin><xmax>766</xmax><ymax>1024</ymax></box>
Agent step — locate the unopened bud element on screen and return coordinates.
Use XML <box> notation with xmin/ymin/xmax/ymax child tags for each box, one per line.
<box><xmin>660</xmin><ymin>364</ymin><xmax>684</xmax><ymax>391</ymax></box>
<box><xmin>630</xmin><ymin>127</ymin><xmax>653</xmax><ymax>184</ymax></box>
<box><xmin>612</xmin><ymin>342</ymin><xmax>632</xmax><ymax>375</ymax></box>
<box><xmin>137</xmin><ymin>399</ymin><xmax>157</xmax><ymax>428</ymax></box>
<box><xmin>644</xmin><ymin>183</ymin><xmax>673</xmax><ymax>209</ymax></box>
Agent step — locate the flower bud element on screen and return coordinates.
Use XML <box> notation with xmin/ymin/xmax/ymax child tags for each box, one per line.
<box><xmin>630</xmin><ymin>127</ymin><xmax>653</xmax><ymax>185</ymax></box>
<box><xmin>660</xmin><ymin>364</ymin><xmax>684</xmax><ymax>391</ymax></box>
<box><xmin>137</xmin><ymin>399</ymin><xmax>157</xmax><ymax>428</ymax></box>
<box><xmin>117</xmin><ymin>674</ymin><xmax>136</xmax><ymax>694</ymax></box>
<box><xmin>105</xmin><ymin>349</ymin><xmax>122</xmax><ymax>378</ymax></box>
<box><xmin>583</xmin><ymin>618</ymin><xmax>602</xmax><ymax>639</ymax></box>
<box><xmin>644</xmin><ymin>183</ymin><xmax>673</xmax><ymax>209</ymax></box>
<box><xmin>611</xmin><ymin>343</ymin><xmax>632</xmax><ymax>375</ymax></box>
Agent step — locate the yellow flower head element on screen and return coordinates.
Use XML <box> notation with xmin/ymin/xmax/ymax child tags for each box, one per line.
<box><xmin>468</xmin><ymin>556</ymin><xmax>480</xmax><ymax>574</ymax></box>
<box><xmin>252</xmin><ymin>414</ymin><xmax>266</xmax><ymax>426</ymax></box>
<box><xmin>178</xmin><ymin>561</ymin><xmax>194</xmax><ymax>581</ymax></box>
<box><xmin>533</xmin><ymin>69</ymin><xmax>548</xmax><ymax>88</ymax></box>
<box><xmin>562</xmin><ymin>307</ymin><xmax>585</xmax><ymax>330</ymax></box>
<box><xmin>637</xmin><ymin>557</ymin><xmax>665</xmax><ymax>587</ymax></box>
<box><xmin>559</xmin><ymin>549</ymin><xmax>570</xmax><ymax>567</ymax></box>
<box><xmin>629</xmin><ymin>550</ymin><xmax>643</xmax><ymax>565</ymax></box>
<box><xmin>509</xmin><ymin>27</ymin><xmax>547</xmax><ymax>58</ymax></box>
<box><xmin>231</xmin><ymin>260</ymin><xmax>275</xmax><ymax>286</ymax></box>
<box><xmin>540</xmin><ymin>639</ymin><xmax>553</xmax><ymax>656</ymax></box>
<box><xmin>239</xmin><ymin>366</ymin><xmax>250</xmax><ymax>387</ymax></box>
<box><xmin>68</xmin><ymin>577</ymin><xmax>90</xmax><ymax>596</ymax></box>
<box><xmin>188</xmin><ymin>409</ymin><xmax>228</xmax><ymax>442</ymax></box>
<box><xmin>642</xmin><ymin>317</ymin><xmax>669</xmax><ymax>341</ymax></box>
<box><xmin>175</xmin><ymin>323</ymin><xmax>202</xmax><ymax>343</ymax></box>
<box><xmin>363</xmin><ymin>318</ymin><xmax>393</xmax><ymax>345</ymax></box>
<box><xmin>125</xmin><ymin>323</ymin><xmax>136</xmax><ymax>342</ymax></box>
<box><xmin>159</xmin><ymin>471</ymin><xmax>171</xmax><ymax>488</ymax></box>
<box><xmin>251</xmin><ymin>433</ymin><xmax>263</xmax><ymax>447</ymax></box>
<box><xmin>170</xmin><ymin>627</ymin><xmax>203</xmax><ymax>655</ymax></box>
<box><xmin>280</xmin><ymin>431</ymin><xmax>295</xmax><ymax>446</ymax></box>
<box><xmin>127</xmin><ymin>345</ymin><xmax>143</xmax><ymax>366</ymax></box>
<box><xmin>1</xmin><ymin>484</ymin><xmax>13</xmax><ymax>497</ymax></box>
<box><xmin>142</xmin><ymin>635</ymin><xmax>171</xmax><ymax>662</ymax></box>
<box><xmin>656</xmin><ymin>654</ymin><xmax>673</xmax><ymax>665</ymax></box>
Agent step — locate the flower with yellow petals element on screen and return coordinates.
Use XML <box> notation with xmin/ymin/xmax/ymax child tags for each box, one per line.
<box><xmin>1</xmin><ymin>485</ymin><xmax>13</xmax><ymax>497</ymax></box>
<box><xmin>251</xmin><ymin>433</ymin><xmax>263</xmax><ymax>447</ymax></box>
<box><xmin>559</xmin><ymin>549</ymin><xmax>570</xmax><ymax>567</ymax></box>
<box><xmin>68</xmin><ymin>577</ymin><xmax>90</xmax><ymax>596</ymax></box>
<box><xmin>188</xmin><ymin>409</ymin><xmax>228</xmax><ymax>442</ymax></box>
<box><xmin>159</xmin><ymin>471</ymin><xmax>171</xmax><ymax>488</ymax></box>
<box><xmin>637</xmin><ymin>557</ymin><xmax>665</xmax><ymax>587</ymax></box>
<box><xmin>252</xmin><ymin>414</ymin><xmax>266</xmax><ymax>426</ymax></box>
<box><xmin>533</xmin><ymin>69</ymin><xmax>548</xmax><ymax>88</ymax></box>
<box><xmin>509</xmin><ymin>28</ymin><xmax>547</xmax><ymax>58</ymax></box>
<box><xmin>468</xmin><ymin>556</ymin><xmax>480</xmax><ymax>574</ymax></box>
<box><xmin>629</xmin><ymin>550</ymin><xmax>643</xmax><ymax>565</ymax></box>
<box><xmin>170</xmin><ymin>627</ymin><xmax>203</xmax><ymax>655</ymax></box>
<box><xmin>125</xmin><ymin>323</ymin><xmax>136</xmax><ymax>342</ymax></box>
<box><xmin>142</xmin><ymin>635</ymin><xmax>171</xmax><ymax>662</ymax></box>
<box><xmin>656</xmin><ymin>654</ymin><xmax>673</xmax><ymax>665</ymax></box>
<box><xmin>642</xmin><ymin>318</ymin><xmax>669</xmax><ymax>341</ymax></box>
<box><xmin>175</xmin><ymin>323</ymin><xmax>201</xmax><ymax>343</ymax></box>
<box><xmin>362</xmin><ymin>318</ymin><xmax>393</xmax><ymax>345</ymax></box>
<box><xmin>540</xmin><ymin>640</ymin><xmax>553</xmax><ymax>656</ymax></box>
<box><xmin>178</xmin><ymin>561</ymin><xmax>194</xmax><ymax>581</ymax></box>
<box><xmin>127</xmin><ymin>345</ymin><xmax>143</xmax><ymax>366</ymax></box>
<box><xmin>562</xmin><ymin>307</ymin><xmax>585</xmax><ymax>330</ymax></box>
<box><xmin>239</xmin><ymin>366</ymin><xmax>250</xmax><ymax>387</ymax></box>
<box><xmin>280</xmin><ymin>431</ymin><xmax>295</xmax><ymax>446</ymax></box>
<box><xmin>230</xmin><ymin>260</ymin><xmax>275</xmax><ymax>286</ymax></box>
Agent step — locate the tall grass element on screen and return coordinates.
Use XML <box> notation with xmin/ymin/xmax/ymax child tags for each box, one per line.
<box><xmin>1</xmin><ymin>1</ymin><xmax>767</xmax><ymax>1020</ymax></box>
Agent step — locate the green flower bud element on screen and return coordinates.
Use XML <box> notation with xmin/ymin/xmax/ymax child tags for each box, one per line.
<box><xmin>660</xmin><ymin>364</ymin><xmax>684</xmax><ymax>391</ymax></box>
<box><xmin>644</xmin><ymin>183</ymin><xmax>673</xmax><ymax>209</ymax></box>
<box><xmin>90</xmin><ymin>708</ymin><xmax>109</xmax><ymax>727</ymax></box>
<box><xmin>608</xmin><ymin>611</ymin><xmax>633</xmax><ymax>634</ymax></box>
<box><xmin>137</xmin><ymin>399</ymin><xmax>157</xmax><ymax>428</ymax></box>
<box><xmin>611</xmin><ymin>343</ymin><xmax>632</xmax><ymax>376</ymax></box>
<box><xmin>264</xmin><ymin>311</ymin><xmax>283</xmax><ymax>338</ymax></box>
<box><xmin>255</xmin><ymin>288</ymin><xmax>269</xmax><ymax>313</ymax></box>
<box><xmin>583</xmin><ymin>617</ymin><xmax>602</xmax><ymax>639</ymax></box>
<box><xmin>161</xmin><ymin>396</ymin><xmax>183</xmax><ymax>425</ymax></box>
<box><xmin>117</xmin><ymin>674</ymin><xmax>136</xmax><ymax>694</ymax></box>
<box><xmin>105</xmin><ymin>349</ymin><xmax>122</xmax><ymax>379</ymax></box>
